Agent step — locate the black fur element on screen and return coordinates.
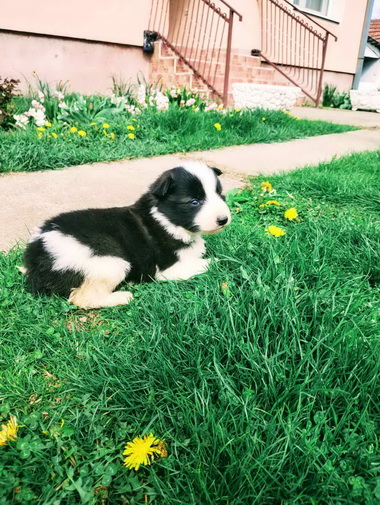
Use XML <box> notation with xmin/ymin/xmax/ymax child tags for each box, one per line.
<box><xmin>23</xmin><ymin>166</ymin><xmax>223</xmax><ymax>297</ymax></box>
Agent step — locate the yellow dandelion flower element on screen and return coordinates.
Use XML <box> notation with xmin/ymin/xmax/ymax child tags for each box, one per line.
<box><xmin>126</xmin><ymin>125</ymin><xmax>135</xmax><ymax>131</ymax></box>
<box><xmin>103</xmin><ymin>123</ymin><xmax>110</xmax><ymax>129</ymax></box>
<box><xmin>36</xmin><ymin>127</ymin><xmax>46</xmax><ymax>132</ymax></box>
<box><xmin>0</xmin><ymin>416</ymin><xmax>18</xmax><ymax>446</ymax></box>
<box><xmin>110</xmin><ymin>132</ymin><xmax>115</xmax><ymax>140</ymax></box>
<box><xmin>235</xmin><ymin>109</ymin><xmax>241</xmax><ymax>112</ymax></box>
<box><xmin>260</xmin><ymin>200</ymin><xmax>280</xmax><ymax>208</ymax></box>
<box><xmin>123</xmin><ymin>433</ymin><xmax>167</xmax><ymax>471</ymax></box>
<box><xmin>214</xmin><ymin>122</ymin><xmax>222</xmax><ymax>131</ymax></box>
<box><xmin>90</xmin><ymin>122</ymin><xmax>97</xmax><ymax>126</ymax></box>
<box><xmin>37</xmin><ymin>132</ymin><xmax>43</xmax><ymax>139</ymax></box>
<box><xmin>284</xmin><ymin>207</ymin><xmax>298</xmax><ymax>220</ymax></box>
<box><xmin>69</xmin><ymin>127</ymin><xmax>78</xmax><ymax>133</ymax></box>
<box><xmin>261</xmin><ymin>181</ymin><xmax>273</xmax><ymax>193</ymax></box>
<box><xmin>78</xmin><ymin>130</ymin><xmax>87</xmax><ymax>137</ymax></box>
<box><xmin>131</xmin><ymin>118</ymin><xmax>137</xmax><ymax>122</ymax></box>
<box><xmin>262</xmin><ymin>117</ymin><xmax>266</xmax><ymax>121</ymax></box>
<box><xmin>51</xmin><ymin>132</ymin><xmax>58</xmax><ymax>138</ymax></box>
<box><xmin>128</xmin><ymin>133</ymin><xmax>135</xmax><ymax>139</ymax></box>
<box><xmin>265</xmin><ymin>225</ymin><xmax>286</xmax><ymax>238</ymax></box>
<box><xmin>45</xmin><ymin>122</ymin><xmax>52</xmax><ymax>127</ymax></box>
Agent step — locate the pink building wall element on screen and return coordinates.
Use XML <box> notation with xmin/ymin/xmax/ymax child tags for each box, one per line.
<box><xmin>0</xmin><ymin>0</ymin><xmax>369</xmax><ymax>95</ymax></box>
<box><xmin>0</xmin><ymin>32</ymin><xmax>150</xmax><ymax>95</ymax></box>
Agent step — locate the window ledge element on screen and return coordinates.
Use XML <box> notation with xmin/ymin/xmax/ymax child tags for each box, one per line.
<box><xmin>294</xmin><ymin>7</ymin><xmax>340</xmax><ymax>25</ymax></box>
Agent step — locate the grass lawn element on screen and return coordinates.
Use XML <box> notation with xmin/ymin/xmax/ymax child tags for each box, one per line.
<box><xmin>0</xmin><ymin>150</ymin><xmax>379</xmax><ymax>504</ymax></box>
<box><xmin>0</xmin><ymin>107</ymin><xmax>355</xmax><ymax>173</ymax></box>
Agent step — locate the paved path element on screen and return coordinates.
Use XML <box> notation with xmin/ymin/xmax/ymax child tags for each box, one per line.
<box><xmin>291</xmin><ymin>106</ymin><xmax>380</xmax><ymax>127</ymax></box>
<box><xmin>1</xmin><ymin>114</ymin><xmax>380</xmax><ymax>250</ymax></box>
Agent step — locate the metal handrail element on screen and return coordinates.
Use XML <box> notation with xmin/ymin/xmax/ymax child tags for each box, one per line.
<box><xmin>283</xmin><ymin>0</ymin><xmax>337</xmax><ymax>39</ymax></box>
<box><xmin>149</xmin><ymin>0</ymin><xmax>242</xmax><ymax>103</ymax></box>
<box><xmin>257</xmin><ymin>0</ymin><xmax>337</xmax><ymax>105</ymax></box>
<box><xmin>217</xmin><ymin>0</ymin><xmax>243</xmax><ymax>20</ymax></box>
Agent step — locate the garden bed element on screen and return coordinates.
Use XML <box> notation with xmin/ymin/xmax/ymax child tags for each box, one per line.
<box><xmin>0</xmin><ymin>150</ymin><xmax>379</xmax><ymax>504</ymax></box>
<box><xmin>0</xmin><ymin>86</ymin><xmax>355</xmax><ymax>173</ymax></box>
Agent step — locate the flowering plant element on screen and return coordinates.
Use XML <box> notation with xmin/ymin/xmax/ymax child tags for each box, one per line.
<box><xmin>137</xmin><ymin>84</ymin><xmax>169</xmax><ymax>111</ymax></box>
<box><xmin>165</xmin><ymin>86</ymin><xmax>207</xmax><ymax>111</ymax></box>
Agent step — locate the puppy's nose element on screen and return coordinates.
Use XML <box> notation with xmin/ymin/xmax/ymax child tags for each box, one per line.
<box><xmin>217</xmin><ymin>216</ymin><xmax>229</xmax><ymax>226</ymax></box>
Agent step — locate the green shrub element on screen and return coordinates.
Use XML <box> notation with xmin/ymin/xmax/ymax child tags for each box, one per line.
<box><xmin>0</xmin><ymin>77</ymin><xmax>20</xmax><ymax>129</ymax></box>
<box><xmin>322</xmin><ymin>84</ymin><xmax>351</xmax><ymax>109</ymax></box>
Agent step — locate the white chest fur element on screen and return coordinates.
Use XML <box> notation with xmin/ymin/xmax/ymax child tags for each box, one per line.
<box><xmin>156</xmin><ymin>235</ymin><xmax>210</xmax><ymax>281</ymax></box>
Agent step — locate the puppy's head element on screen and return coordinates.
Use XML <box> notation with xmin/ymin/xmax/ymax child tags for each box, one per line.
<box><xmin>150</xmin><ymin>161</ymin><xmax>231</xmax><ymax>234</ymax></box>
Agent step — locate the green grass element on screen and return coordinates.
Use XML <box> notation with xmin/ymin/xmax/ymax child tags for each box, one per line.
<box><xmin>1</xmin><ymin>150</ymin><xmax>379</xmax><ymax>504</ymax></box>
<box><xmin>0</xmin><ymin>107</ymin><xmax>355</xmax><ymax>173</ymax></box>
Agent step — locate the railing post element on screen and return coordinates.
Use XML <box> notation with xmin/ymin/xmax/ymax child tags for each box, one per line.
<box><xmin>316</xmin><ymin>32</ymin><xmax>329</xmax><ymax>106</ymax></box>
<box><xmin>223</xmin><ymin>9</ymin><xmax>234</xmax><ymax>105</ymax></box>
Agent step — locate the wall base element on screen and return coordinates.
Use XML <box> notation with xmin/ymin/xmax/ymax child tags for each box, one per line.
<box><xmin>232</xmin><ymin>83</ymin><xmax>301</xmax><ymax>110</ymax></box>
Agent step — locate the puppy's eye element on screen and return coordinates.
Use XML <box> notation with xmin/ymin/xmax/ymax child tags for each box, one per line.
<box><xmin>190</xmin><ymin>199</ymin><xmax>201</xmax><ymax>206</ymax></box>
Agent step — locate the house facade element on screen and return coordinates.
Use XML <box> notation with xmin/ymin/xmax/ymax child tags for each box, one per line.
<box><xmin>360</xmin><ymin>18</ymin><xmax>380</xmax><ymax>87</ymax></box>
<box><xmin>0</xmin><ymin>0</ymin><xmax>372</xmax><ymax>104</ymax></box>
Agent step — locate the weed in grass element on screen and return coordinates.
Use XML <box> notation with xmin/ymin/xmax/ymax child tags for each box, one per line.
<box><xmin>0</xmin><ymin>151</ymin><xmax>379</xmax><ymax>503</ymax></box>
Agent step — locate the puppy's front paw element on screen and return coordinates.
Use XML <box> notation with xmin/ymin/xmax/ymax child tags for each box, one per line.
<box><xmin>193</xmin><ymin>258</ymin><xmax>211</xmax><ymax>275</ymax></box>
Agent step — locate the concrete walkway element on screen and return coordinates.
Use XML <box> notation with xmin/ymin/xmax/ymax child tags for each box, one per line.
<box><xmin>1</xmin><ymin>112</ymin><xmax>380</xmax><ymax>250</ymax></box>
<box><xmin>291</xmin><ymin>106</ymin><xmax>380</xmax><ymax>128</ymax></box>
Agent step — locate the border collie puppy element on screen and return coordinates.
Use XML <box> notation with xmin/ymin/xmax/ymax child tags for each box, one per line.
<box><xmin>22</xmin><ymin>161</ymin><xmax>231</xmax><ymax>308</ymax></box>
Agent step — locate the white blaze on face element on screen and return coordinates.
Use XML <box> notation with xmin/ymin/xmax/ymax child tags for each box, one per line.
<box><xmin>182</xmin><ymin>161</ymin><xmax>231</xmax><ymax>233</ymax></box>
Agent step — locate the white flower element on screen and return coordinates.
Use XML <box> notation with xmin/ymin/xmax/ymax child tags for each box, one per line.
<box><xmin>205</xmin><ymin>102</ymin><xmax>218</xmax><ymax>112</ymax></box>
<box><xmin>137</xmin><ymin>84</ymin><xmax>147</xmax><ymax>106</ymax></box>
<box><xmin>186</xmin><ymin>98</ymin><xmax>196</xmax><ymax>107</ymax></box>
<box><xmin>58</xmin><ymin>101</ymin><xmax>68</xmax><ymax>109</ymax></box>
<box><xmin>54</xmin><ymin>90</ymin><xmax>65</xmax><ymax>101</ymax></box>
<box><xmin>170</xmin><ymin>89</ymin><xmax>177</xmax><ymax>98</ymax></box>
<box><xmin>14</xmin><ymin>113</ymin><xmax>29</xmax><ymax>129</ymax></box>
<box><xmin>25</xmin><ymin>107</ymin><xmax>46</xmax><ymax>126</ymax></box>
<box><xmin>154</xmin><ymin>91</ymin><xmax>169</xmax><ymax>111</ymax></box>
<box><xmin>111</xmin><ymin>94</ymin><xmax>124</xmax><ymax>106</ymax></box>
<box><xmin>38</xmin><ymin>91</ymin><xmax>45</xmax><ymax>102</ymax></box>
<box><xmin>31</xmin><ymin>100</ymin><xmax>45</xmax><ymax>111</ymax></box>
<box><xmin>193</xmin><ymin>107</ymin><xmax>199</xmax><ymax>112</ymax></box>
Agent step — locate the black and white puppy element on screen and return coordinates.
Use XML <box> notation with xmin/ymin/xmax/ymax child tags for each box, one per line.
<box><xmin>22</xmin><ymin>162</ymin><xmax>231</xmax><ymax>308</ymax></box>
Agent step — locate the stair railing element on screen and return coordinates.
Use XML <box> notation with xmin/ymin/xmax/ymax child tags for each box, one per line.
<box><xmin>254</xmin><ymin>0</ymin><xmax>337</xmax><ymax>105</ymax></box>
<box><xmin>148</xmin><ymin>0</ymin><xmax>242</xmax><ymax>103</ymax></box>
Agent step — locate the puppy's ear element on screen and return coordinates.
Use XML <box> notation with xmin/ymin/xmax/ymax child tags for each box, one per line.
<box><xmin>150</xmin><ymin>170</ymin><xmax>174</xmax><ymax>197</ymax></box>
<box><xmin>210</xmin><ymin>166</ymin><xmax>223</xmax><ymax>176</ymax></box>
